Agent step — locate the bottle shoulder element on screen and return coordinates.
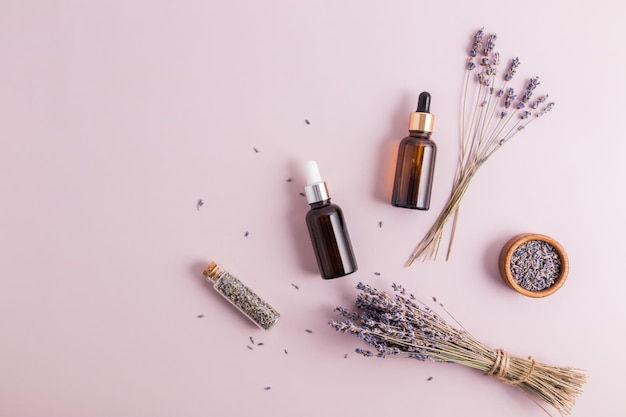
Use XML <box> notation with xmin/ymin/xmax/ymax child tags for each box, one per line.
<box><xmin>306</xmin><ymin>201</ymin><xmax>342</xmax><ymax>218</ymax></box>
<box><xmin>400</xmin><ymin>134</ymin><xmax>436</xmax><ymax>147</ymax></box>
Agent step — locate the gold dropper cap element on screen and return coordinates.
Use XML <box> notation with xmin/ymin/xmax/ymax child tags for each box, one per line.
<box><xmin>408</xmin><ymin>91</ymin><xmax>435</xmax><ymax>133</ymax></box>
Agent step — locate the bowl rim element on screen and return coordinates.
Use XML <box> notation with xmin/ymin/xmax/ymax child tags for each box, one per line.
<box><xmin>498</xmin><ymin>233</ymin><xmax>569</xmax><ymax>298</ymax></box>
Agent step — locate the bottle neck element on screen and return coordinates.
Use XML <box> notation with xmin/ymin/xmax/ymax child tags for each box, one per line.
<box><xmin>304</xmin><ymin>181</ymin><xmax>330</xmax><ymax>204</ymax></box>
<box><xmin>409</xmin><ymin>130</ymin><xmax>432</xmax><ymax>138</ymax></box>
<box><xmin>309</xmin><ymin>199</ymin><xmax>331</xmax><ymax>209</ymax></box>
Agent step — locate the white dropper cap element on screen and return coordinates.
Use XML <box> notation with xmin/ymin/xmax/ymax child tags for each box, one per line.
<box><xmin>305</xmin><ymin>160</ymin><xmax>323</xmax><ymax>185</ymax></box>
<box><xmin>304</xmin><ymin>160</ymin><xmax>330</xmax><ymax>204</ymax></box>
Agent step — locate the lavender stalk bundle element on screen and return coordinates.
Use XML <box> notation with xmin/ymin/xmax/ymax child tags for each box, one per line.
<box><xmin>406</xmin><ymin>28</ymin><xmax>555</xmax><ymax>265</ymax></box>
<box><xmin>329</xmin><ymin>283</ymin><xmax>586</xmax><ymax>416</ymax></box>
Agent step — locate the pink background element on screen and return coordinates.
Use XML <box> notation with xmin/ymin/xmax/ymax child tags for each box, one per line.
<box><xmin>1</xmin><ymin>1</ymin><xmax>624</xmax><ymax>416</ymax></box>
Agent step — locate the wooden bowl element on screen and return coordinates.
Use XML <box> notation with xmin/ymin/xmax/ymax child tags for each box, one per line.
<box><xmin>498</xmin><ymin>233</ymin><xmax>569</xmax><ymax>298</ymax></box>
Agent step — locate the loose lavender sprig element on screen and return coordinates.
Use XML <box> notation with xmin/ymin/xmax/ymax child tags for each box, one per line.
<box><xmin>407</xmin><ymin>28</ymin><xmax>555</xmax><ymax>265</ymax></box>
<box><xmin>329</xmin><ymin>283</ymin><xmax>586</xmax><ymax>416</ymax></box>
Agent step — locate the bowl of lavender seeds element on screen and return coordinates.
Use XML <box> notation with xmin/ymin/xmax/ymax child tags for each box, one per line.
<box><xmin>498</xmin><ymin>233</ymin><xmax>569</xmax><ymax>298</ymax></box>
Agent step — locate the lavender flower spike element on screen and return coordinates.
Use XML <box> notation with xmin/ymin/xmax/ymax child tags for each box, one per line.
<box><xmin>483</xmin><ymin>33</ymin><xmax>497</xmax><ymax>55</ymax></box>
<box><xmin>521</xmin><ymin>77</ymin><xmax>540</xmax><ymax>103</ymax></box>
<box><xmin>470</xmin><ymin>27</ymin><xmax>484</xmax><ymax>57</ymax></box>
<box><xmin>504</xmin><ymin>57</ymin><xmax>521</xmax><ymax>81</ymax></box>
<box><xmin>504</xmin><ymin>88</ymin><xmax>516</xmax><ymax>109</ymax></box>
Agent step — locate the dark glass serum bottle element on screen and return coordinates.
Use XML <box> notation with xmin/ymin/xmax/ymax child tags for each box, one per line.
<box><xmin>304</xmin><ymin>160</ymin><xmax>357</xmax><ymax>279</ymax></box>
<box><xmin>391</xmin><ymin>91</ymin><xmax>437</xmax><ymax>210</ymax></box>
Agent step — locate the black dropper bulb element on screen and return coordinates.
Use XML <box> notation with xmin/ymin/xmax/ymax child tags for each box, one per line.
<box><xmin>416</xmin><ymin>91</ymin><xmax>431</xmax><ymax>113</ymax></box>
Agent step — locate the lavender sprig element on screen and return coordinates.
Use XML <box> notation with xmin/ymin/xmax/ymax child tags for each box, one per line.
<box><xmin>329</xmin><ymin>283</ymin><xmax>586</xmax><ymax>416</ymax></box>
<box><xmin>407</xmin><ymin>28</ymin><xmax>555</xmax><ymax>264</ymax></box>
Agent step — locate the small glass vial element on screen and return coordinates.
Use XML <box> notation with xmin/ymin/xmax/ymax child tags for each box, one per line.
<box><xmin>391</xmin><ymin>91</ymin><xmax>437</xmax><ymax>210</ymax></box>
<box><xmin>304</xmin><ymin>160</ymin><xmax>358</xmax><ymax>279</ymax></box>
<box><xmin>202</xmin><ymin>261</ymin><xmax>280</xmax><ymax>330</ymax></box>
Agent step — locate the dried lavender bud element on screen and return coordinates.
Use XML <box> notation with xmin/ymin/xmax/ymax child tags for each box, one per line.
<box><xmin>196</xmin><ymin>199</ymin><xmax>204</xmax><ymax>210</ymax></box>
<box><xmin>247</xmin><ymin>345</ymin><xmax>254</xmax><ymax>350</ymax></box>
<box><xmin>305</xmin><ymin>329</ymin><xmax>313</xmax><ymax>334</ymax></box>
<box><xmin>374</xmin><ymin>272</ymin><xmax>381</xmax><ymax>276</ymax></box>
<box><xmin>378</xmin><ymin>221</ymin><xmax>383</xmax><ymax>228</ymax></box>
<box><xmin>305</xmin><ymin>119</ymin><xmax>311</xmax><ymax>125</ymax></box>
<box><xmin>291</xmin><ymin>283</ymin><xmax>299</xmax><ymax>290</ymax></box>
<box><xmin>427</xmin><ymin>376</ymin><xmax>433</xmax><ymax>381</ymax></box>
<box><xmin>510</xmin><ymin>240</ymin><xmax>562</xmax><ymax>291</ymax></box>
<box><xmin>197</xmin><ymin>314</ymin><xmax>204</xmax><ymax>318</ymax></box>
<box><xmin>264</xmin><ymin>386</ymin><xmax>271</xmax><ymax>390</ymax></box>
<box><xmin>250</xmin><ymin>336</ymin><xmax>255</xmax><ymax>345</ymax></box>
<box><xmin>244</xmin><ymin>231</ymin><xmax>249</xmax><ymax>237</ymax></box>
<box><xmin>284</xmin><ymin>349</ymin><xmax>288</xmax><ymax>355</ymax></box>
<box><xmin>286</xmin><ymin>178</ymin><xmax>293</xmax><ymax>182</ymax></box>
<box><xmin>253</xmin><ymin>147</ymin><xmax>260</xmax><ymax>153</ymax></box>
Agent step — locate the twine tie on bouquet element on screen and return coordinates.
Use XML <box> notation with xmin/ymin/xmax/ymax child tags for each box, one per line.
<box><xmin>488</xmin><ymin>349</ymin><xmax>536</xmax><ymax>385</ymax></box>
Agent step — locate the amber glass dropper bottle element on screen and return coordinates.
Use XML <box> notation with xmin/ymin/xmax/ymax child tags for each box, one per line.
<box><xmin>304</xmin><ymin>160</ymin><xmax>357</xmax><ymax>279</ymax></box>
<box><xmin>391</xmin><ymin>91</ymin><xmax>437</xmax><ymax>210</ymax></box>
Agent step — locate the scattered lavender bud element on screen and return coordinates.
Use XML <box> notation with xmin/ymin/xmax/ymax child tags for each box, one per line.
<box><xmin>432</xmin><ymin>296</ymin><xmax>437</xmax><ymax>303</ymax></box>
<box><xmin>250</xmin><ymin>336</ymin><xmax>255</xmax><ymax>345</ymax></box>
<box><xmin>253</xmin><ymin>147</ymin><xmax>260</xmax><ymax>153</ymax></box>
<box><xmin>378</xmin><ymin>221</ymin><xmax>383</xmax><ymax>228</ymax></box>
<box><xmin>286</xmin><ymin>178</ymin><xmax>293</xmax><ymax>182</ymax></box>
<box><xmin>247</xmin><ymin>345</ymin><xmax>253</xmax><ymax>350</ymax></box>
<box><xmin>291</xmin><ymin>283</ymin><xmax>299</xmax><ymax>290</ymax></box>
<box><xmin>299</xmin><ymin>192</ymin><xmax>305</xmax><ymax>197</ymax></box>
<box><xmin>244</xmin><ymin>231</ymin><xmax>249</xmax><ymax>237</ymax></box>
<box><xmin>196</xmin><ymin>199</ymin><xmax>204</xmax><ymax>210</ymax></box>
<box><xmin>344</xmin><ymin>354</ymin><xmax>348</xmax><ymax>359</ymax></box>
<box><xmin>305</xmin><ymin>329</ymin><xmax>313</xmax><ymax>334</ymax></box>
<box><xmin>197</xmin><ymin>314</ymin><xmax>204</xmax><ymax>318</ymax></box>
<box><xmin>257</xmin><ymin>343</ymin><xmax>264</xmax><ymax>346</ymax></box>
<box><xmin>264</xmin><ymin>386</ymin><xmax>271</xmax><ymax>390</ymax></box>
<box><xmin>284</xmin><ymin>349</ymin><xmax>288</xmax><ymax>355</ymax></box>
<box><xmin>305</xmin><ymin>119</ymin><xmax>311</xmax><ymax>125</ymax></box>
<box><xmin>374</xmin><ymin>272</ymin><xmax>381</xmax><ymax>276</ymax></box>
<box><xmin>427</xmin><ymin>376</ymin><xmax>433</xmax><ymax>381</ymax></box>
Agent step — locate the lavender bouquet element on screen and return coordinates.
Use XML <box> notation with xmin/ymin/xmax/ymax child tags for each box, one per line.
<box><xmin>329</xmin><ymin>283</ymin><xmax>586</xmax><ymax>416</ymax></box>
<box><xmin>406</xmin><ymin>28</ymin><xmax>555</xmax><ymax>265</ymax></box>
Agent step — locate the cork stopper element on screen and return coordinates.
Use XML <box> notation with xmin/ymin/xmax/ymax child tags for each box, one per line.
<box><xmin>203</xmin><ymin>261</ymin><xmax>224</xmax><ymax>282</ymax></box>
